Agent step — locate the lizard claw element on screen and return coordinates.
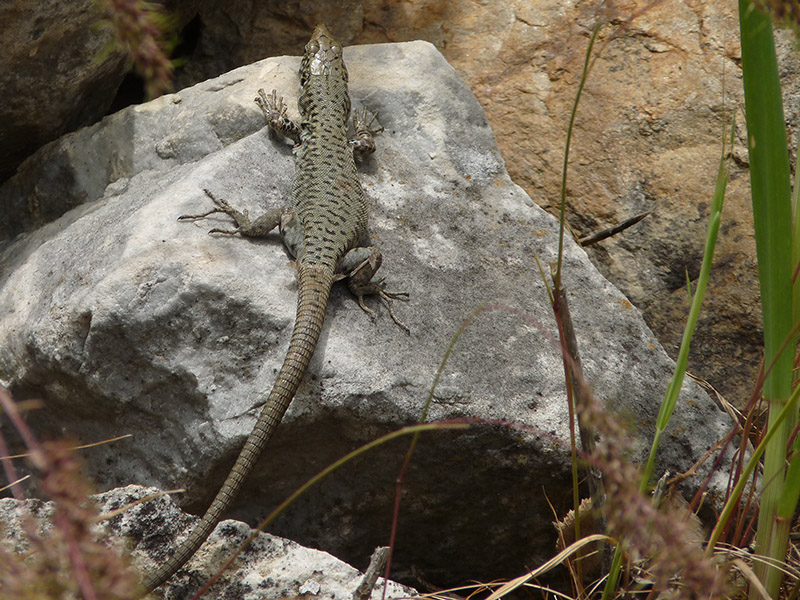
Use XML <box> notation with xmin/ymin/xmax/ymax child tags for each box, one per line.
<box><xmin>255</xmin><ymin>88</ymin><xmax>287</xmax><ymax>120</ymax></box>
<box><xmin>177</xmin><ymin>189</ymin><xmax>244</xmax><ymax>235</ymax></box>
<box><xmin>378</xmin><ymin>289</ymin><xmax>411</xmax><ymax>334</ymax></box>
<box><xmin>354</xmin><ymin>288</ymin><xmax>410</xmax><ymax>334</ymax></box>
<box><xmin>178</xmin><ymin>190</ymin><xmax>227</xmax><ymax>221</ymax></box>
<box><xmin>256</xmin><ymin>88</ymin><xmax>302</xmax><ymax>144</ymax></box>
<box><xmin>350</xmin><ymin>107</ymin><xmax>381</xmax><ymax>157</ymax></box>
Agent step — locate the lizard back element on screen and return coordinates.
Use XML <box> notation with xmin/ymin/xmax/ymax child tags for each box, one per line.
<box><xmin>293</xmin><ymin>24</ymin><xmax>369</xmax><ymax>268</ymax></box>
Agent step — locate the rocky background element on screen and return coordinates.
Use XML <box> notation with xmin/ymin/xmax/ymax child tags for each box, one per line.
<box><xmin>4</xmin><ymin>0</ymin><xmax>797</xmax><ymax>406</ymax></box>
<box><xmin>0</xmin><ymin>0</ymin><xmax>797</xmax><ymax>596</ymax></box>
<box><xmin>0</xmin><ymin>32</ymin><xmax>735</xmax><ymax>589</ymax></box>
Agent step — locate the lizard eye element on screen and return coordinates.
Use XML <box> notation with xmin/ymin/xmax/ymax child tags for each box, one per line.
<box><xmin>331</xmin><ymin>44</ymin><xmax>342</xmax><ymax>54</ymax></box>
<box><xmin>307</xmin><ymin>41</ymin><xmax>319</xmax><ymax>54</ymax></box>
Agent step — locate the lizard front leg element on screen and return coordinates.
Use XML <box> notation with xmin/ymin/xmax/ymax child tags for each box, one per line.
<box><xmin>350</xmin><ymin>106</ymin><xmax>383</xmax><ymax>157</ymax></box>
<box><xmin>179</xmin><ymin>189</ymin><xmax>287</xmax><ymax>238</ymax></box>
<box><xmin>256</xmin><ymin>88</ymin><xmax>302</xmax><ymax>145</ymax></box>
<box><xmin>339</xmin><ymin>246</ymin><xmax>410</xmax><ymax>333</ymax></box>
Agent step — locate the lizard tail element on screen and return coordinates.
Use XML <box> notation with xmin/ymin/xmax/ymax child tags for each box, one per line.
<box><xmin>143</xmin><ymin>264</ymin><xmax>335</xmax><ymax>592</ymax></box>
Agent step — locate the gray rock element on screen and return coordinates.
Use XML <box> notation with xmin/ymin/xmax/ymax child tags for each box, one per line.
<box><xmin>0</xmin><ymin>0</ymin><xmax>202</xmax><ymax>189</ymax></box>
<box><xmin>0</xmin><ymin>0</ymin><xmax>126</xmax><ymax>185</ymax></box>
<box><xmin>0</xmin><ymin>40</ymin><xmax>731</xmax><ymax>586</ymax></box>
<box><xmin>0</xmin><ymin>484</ymin><xmax>413</xmax><ymax>599</ymax></box>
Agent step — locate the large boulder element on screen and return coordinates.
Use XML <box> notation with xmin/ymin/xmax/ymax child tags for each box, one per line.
<box><xmin>0</xmin><ymin>40</ymin><xmax>731</xmax><ymax>586</ymax></box>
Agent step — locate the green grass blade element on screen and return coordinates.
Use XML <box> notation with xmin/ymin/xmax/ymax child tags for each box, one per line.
<box><xmin>554</xmin><ymin>22</ymin><xmax>601</xmax><ymax>291</ymax></box>
<box><xmin>739</xmin><ymin>1</ymin><xmax>795</xmax><ymax>596</ymax></box>
<box><xmin>776</xmin><ymin>135</ymin><xmax>800</xmax><ymax>569</ymax></box>
<box><xmin>640</xmin><ymin>120</ymin><xmax>731</xmax><ymax>490</ymax></box>
<box><xmin>601</xmin><ymin>74</ymin><xmax>733</xmax><ymax>600</ymax></box>
<box><xmin>706</xmin><ymin>381</ymin><xmax>800</xmax><ymax>554</ymax></box>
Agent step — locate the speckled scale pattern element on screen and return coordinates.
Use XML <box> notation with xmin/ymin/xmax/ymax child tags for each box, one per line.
<box><xmin>293</xmin><ymin>26</ymin><xmax>369</xmax><ymax>268</ymax></box>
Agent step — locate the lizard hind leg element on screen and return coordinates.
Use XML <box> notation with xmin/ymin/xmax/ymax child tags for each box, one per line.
<box><xmin>340</xmin><ymin>246</ymin><xmax>410</xmax><ymax>333</ymax></box>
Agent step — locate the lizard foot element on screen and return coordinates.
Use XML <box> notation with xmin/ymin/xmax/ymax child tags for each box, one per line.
<box><xmin>181</xmin><ymin>189</ymin><xmax>284</xmax><ymax>238</ymax></box>
<box><xmin>255</xmin><ymin>88</ymin><xmax>286</xmax><ymax>122</ymax></box>
<box><xmin>350</xmin><ymin>107</ymin><xmax>382</xmax><ymax>157</ymax></box>
<box><xmin>343</xmin><ymin>247</ymin><xmax>410</xmax><ymax>333</ymax></box>
<box><xmin>256</xmin><ymin>88</ymin><xmax>301</xmax><ymax>145</ymax></box>
<box><xmin>358</xmin><ymin>285</ymin><xmax>410</xmax><ymax>334</ymax></box>
<box><xmin>177</xmin><ymin>189</ymin><xmax>242</xmax><ymax>235</ymax></box>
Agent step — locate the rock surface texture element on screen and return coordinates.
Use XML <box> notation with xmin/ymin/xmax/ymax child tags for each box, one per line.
<box><xmin>0</xmin><ymin>485</ymin><xmax>414</xmax><ymax>599</ymax></box>
<box><xmin>0</xmin><ymin>41</ymin><xmax>731</xmax><ymax>586</ymax></box>
<box><xmin>0</xmin><ymin>0</ymin><xmax>122</xmax><ymax>182</ymax></box>
<box><xmin>0</xmin><ymin>0</ymin><xmax>200</xmax><ymax>185</ymax></box>
<box><xmin>179</xmin><ymin>0</ymin><xmax>794</xmax><ymax>407</ymax></box>
<box><xmin>5</xmin><ymin>2</ymin><xmax>796</xmax><ymax>405</ymax></box>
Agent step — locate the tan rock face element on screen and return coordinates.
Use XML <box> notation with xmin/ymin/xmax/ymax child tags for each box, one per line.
<box><xmin>446</xmin><ymin>0</ymin><xmax>766</xmax><ymax>405</ymax></box>
<box><xmin>370</xmin><ymin>0</ymin><xmax>787</xmax><ymax>406</ymax></box>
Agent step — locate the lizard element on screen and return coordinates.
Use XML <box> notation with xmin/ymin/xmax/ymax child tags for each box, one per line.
<box><xmin>143</xmin><ymin>23</ymin><xmax>407</xmax><ymax>592</ymax></box>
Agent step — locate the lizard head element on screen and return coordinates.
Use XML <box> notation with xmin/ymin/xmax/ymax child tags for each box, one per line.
<box><xmin>300</xmin><ymin>24</ymin><xmax>348</xmax><ymax>86</ymax></box>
